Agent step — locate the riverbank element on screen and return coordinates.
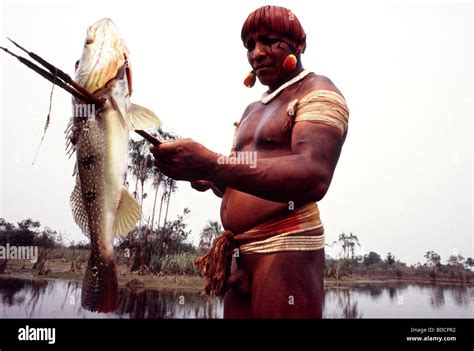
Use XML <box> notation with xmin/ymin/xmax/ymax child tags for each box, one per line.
<box><xmin>2</xmin><ymin>259</ymin><xmax>205</xmax><ymax>292</ymax></box>
<box><xmin>2</xmin><ymin>259</ymin><xmax>472</xmax><ymax>292</ymax></box>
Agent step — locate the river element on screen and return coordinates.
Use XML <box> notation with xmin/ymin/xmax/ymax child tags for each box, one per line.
<box><xmin>0</xmin><ymin>277</ymin><xmax>472</xmax><ymax>318</ymax></box>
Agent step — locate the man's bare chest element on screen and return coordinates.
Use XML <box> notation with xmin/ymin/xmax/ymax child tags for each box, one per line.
<box><xmin>235</xmin><ymin>101</ymin><xmax>293</xmax><ymax>151</ymax></box>
<box><xmin>234</xmin><ymin>73</ymin><xmax>328</xmax><ymax>151</ymax></box>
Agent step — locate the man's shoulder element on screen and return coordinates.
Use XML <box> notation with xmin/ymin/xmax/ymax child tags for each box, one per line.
<box><xmin>301</xmin><ymin>73</ymin><xmax>344</xmax><ymax>97</ymax></box>
<box><xmin>237</xmin><ymin>101</ymin><xmax>260</xmax><ymax>125</ymax></box>
<box><xmin>245</xmin><ymin>101</ymin><xmax>260</xmax><ymax>111</ymax></box>
<box><xmin>242</xmin><ymin>100</ymin><xmax>260</xmax><ymax>115</ymax></box>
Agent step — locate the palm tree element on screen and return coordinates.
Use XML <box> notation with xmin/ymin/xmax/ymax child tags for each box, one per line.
<box><xmin>148</xmin><ymin>128</ymin><xmax>178</xmax><ymax>231</ymax></box>
<box><xmin>386</xmin><ymin>252</ymin><xmax>395</xmax><ymax>265</ymax></box>
<box><xmin>337</xmin><ymin>233</ymin><xmax>348</xmax><ymax>259</ymax></box>
<box><xmin>128</xmin><ymin>138</ymin><xmax>146</xmax><ymax>200</ymax></box>
<box><xmin>346</xmin><ymin>233</ymin><xmax>360</xmax><ymax>260</ymax></box>
<box><xmin>129</xmin><ymin>128</ymin><xmax>177</xmax><ymax>223</ymax></box>
<box><xmin>127</xmin><ymin>128</ymin><xmax>181</xmax><ymax>268</ymax></box>
<box><xmin>448</xmin><ymin>254</ymin><xmax>465</xmax><ymax>267</ymax></box>
<box><xmin>155</xmin><ymin>176</ymin><xmax>174</xmax><ymax>230</ymax></box>
<box><xmin>466</xmin><ymin>257</ymin><xmax>474</xmax><ymax>268</ymax></box>
<box><xmin>424</xmin><ymin>251</ymin><xmax>441</xmax><ymax>266</ymax></box>
<box><xmin>150</xmin><ymin>170</ymin><xmax>163</xmax><ymax>232</ymax></box>
<box><xmin>198</xmin><ymin>220</ymin><xmax>222</xmax><ymax>251</ymax></box>
<box><xmin>157</xmin><ymin>189</ymin><xmax>167</xmax><ymax>230</ymax></box>
<box><xmin>162</xmin><ymin>177</ymin><xmax>177</xmax><ymax>230</ymax></box>
<box><xmin>337</xmin><ymin>232</ymin><xmax>360</xmax><ymax>260</ymax></box>
<box><xmin>139</xmin><ymin>155</ymin><xmax>154</xmax><ymax>211</ymax></box>
<box><xmin>153</xmin><ymin>177</ymin><xmax>178</xmax><ymax>256</ymax></box>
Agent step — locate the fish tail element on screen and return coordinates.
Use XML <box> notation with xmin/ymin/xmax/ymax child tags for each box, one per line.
<box><xmin>81</xmin><ymin>253</ymin><xmax>119</xmax><ymax>313</ymax></box>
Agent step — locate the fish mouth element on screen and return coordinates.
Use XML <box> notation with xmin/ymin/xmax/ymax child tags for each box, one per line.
<box><xmin>0</xmin><ymin>38</ymin><xmax>103</xmax><ymax>107</ymax></box>
<box><xmin>124</xmin><ymin>53</ymin><xmax>132</xmax><ymax>96</ymax></box>
<box><xmin>0</xmin><ymin>18</ymin><xmax>129</xmax><ymax>99</ymax></box>
<box><xmin>0</xmin><ymin>27</ymin><xmax>159</xmax><ymax>144</ymax></box>
<box><xmin>76</xmin><ymin>18</ymin><xmax>129</xmax><ymax>94</ymax></box>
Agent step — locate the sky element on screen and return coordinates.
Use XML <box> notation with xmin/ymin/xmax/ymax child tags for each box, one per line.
<box><xmin>0</xmin><ymin>0</ymin><xmax>472</xmax><ymax>265</ymax></box>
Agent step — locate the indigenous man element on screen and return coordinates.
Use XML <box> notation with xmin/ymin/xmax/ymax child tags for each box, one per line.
<box><xmin>150</xmin><ymin>5</ymin><xmax>349</xmax><ymax>318</ymax></box>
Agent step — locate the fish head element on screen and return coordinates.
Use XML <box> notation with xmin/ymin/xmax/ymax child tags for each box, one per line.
<box><xmin>75</xmin><ymin>18</ymin><xmax>132</xmax><ymax>95</ymax></box>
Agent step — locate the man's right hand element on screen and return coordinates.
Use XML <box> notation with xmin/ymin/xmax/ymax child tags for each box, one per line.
<box><xmin>191</xmin><ymin>180</ymin><xmax>212</xmax><ymax>192</ymax></box>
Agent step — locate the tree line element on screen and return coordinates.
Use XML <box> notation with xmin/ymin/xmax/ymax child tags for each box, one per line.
<box><xmin>1</xmin><ymin>218</ymin><xmax>472</xmax><ymax>282</ymax></box>
<box><xmin>326</xmin><ymin>232</ymin><xmax>473</xmax><ymax>282</ymax></box>
<box><xmin>0</xmin><ymin>128</ymin><xmax>226</xmax><ymax>276</ymax></box>
<box><xmin>2</xmin><ymin>135</ymin><xmax>472</xmax><ymax>282</ymax></box>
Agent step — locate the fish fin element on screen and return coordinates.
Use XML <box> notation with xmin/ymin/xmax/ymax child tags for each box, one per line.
<box><xmin>110</xmin><ymin>97</ymin><xmax>128</xmax><ymax>129</ymax></box>
<box><xmin>72</xmin><ymin>162</ymin><xmax>78</xmax><ymax>177</ymax></box>
<box><xmin>113</xmin><ymin>188</ymin><xmax>141</xmax><ymax>237</ymax></box>
<box><xmin>70</xmin><ymin>177</ymin><xmax>90</xmax><ymax>237</ymax></box>
<box><xmin>65</xmin><ymin>118</ymin><xmax>76</xmax><ymax>159</ymax></box>
<box><xmin>82</xmin><ymin>255</ymin><xmax>118</xmax><ymax>313</ymax></box>
<box><xmin>126</xmin><ymin>103</ymin><xmax>161</xmax><ymax>130</ymax></box>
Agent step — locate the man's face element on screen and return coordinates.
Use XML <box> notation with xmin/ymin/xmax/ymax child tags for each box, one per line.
<box><xmin>244</xmin><ymin>30</ymin><xmax>299</xmax><ymax>90</ymax></box>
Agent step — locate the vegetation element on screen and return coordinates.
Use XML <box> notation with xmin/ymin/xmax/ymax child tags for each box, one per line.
<box><xmin>325</xmin><ymin>232</ymin><xmax>473</xmax><ymax>283</ymax></box>
<box><xmin>0</xmin><ymin>130</ymin><xmax>472</xmax><ymax>286</ymax></box>
<box><xmin>198</xmin><ymin>220</ymin><xmax>222</xmax><ymax>253</ymax></box>
<box><xmin>0</xmin><ymin>218</ymin><xmax>63</xmax><ymax>248</ymax></box>
<box><xmin>2</xmin><ymin>215</ymin><xmax>472</xmax><ymax>285</ymax></box>
<box><xmin>114</xmin><ymin>128</ymin><xmax>198</xmax><ymax>274</ymax></box>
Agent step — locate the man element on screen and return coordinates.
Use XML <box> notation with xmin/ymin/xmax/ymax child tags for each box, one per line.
<box><xmin>150</xmin><ymin>5</ymin><xmax>349</xmax><ymax>318</ymax></box>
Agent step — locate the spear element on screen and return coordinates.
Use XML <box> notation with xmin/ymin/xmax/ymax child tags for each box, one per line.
<box><xmin>1</xmin><ymin>39</ymin><xmax>161</xmax><ymax>145</ymax></box>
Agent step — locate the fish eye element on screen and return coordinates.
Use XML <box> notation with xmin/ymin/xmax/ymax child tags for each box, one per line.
<box><xmin>75</xmin><ymin>60</ymin><xmax>80</xmax><ymax>71</ymax></box>
<box><xmin>85</xmin><ymin>32</ymin><xmax>95</xmax><ymax>45</ymax></box>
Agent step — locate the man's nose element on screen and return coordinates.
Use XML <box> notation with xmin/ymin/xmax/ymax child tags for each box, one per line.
<box><xmin>251</xmin><ymin>42</ymin><xmax>267</xmax><ymax>61</ymax></box>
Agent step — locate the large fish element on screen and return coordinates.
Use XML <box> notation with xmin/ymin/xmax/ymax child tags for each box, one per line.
<box><xmin>67</xmin><ymin>18</ymin><xmax>161</xmax><ymax>312</ymax></box>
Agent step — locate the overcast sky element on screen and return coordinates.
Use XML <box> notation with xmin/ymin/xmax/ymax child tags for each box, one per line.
<box><xmin>0</xmin><ymin>0</ymin><xmax>472</xmax><ymax>265</ymax></box>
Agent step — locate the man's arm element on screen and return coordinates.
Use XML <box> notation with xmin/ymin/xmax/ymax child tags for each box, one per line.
<box><xmin>190</xmin><ymin>180</ymin><xmax>226</xmax><ymax>198</ymax></box>
<box><xmin>210</xmin><ymin>122</ymin><xmax>344</xmax><ymax>204</ymax></box>
<box><xmin>151</xmin><ymin>122</ymin><xmax>344</xmax><ymax>204</ymax></box>
<box><xmin>189</xmin><ymin>103</ymin><xmax>256</xmax><ymax>198</ymax></box>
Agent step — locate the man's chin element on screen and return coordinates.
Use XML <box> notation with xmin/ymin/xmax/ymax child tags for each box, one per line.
<box><xmin>256</xmin><ymin>75</ymin><xmax>276</xmax><ymax>88</ymax></box>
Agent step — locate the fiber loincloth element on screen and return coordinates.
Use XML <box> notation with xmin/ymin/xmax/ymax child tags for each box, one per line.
<box><xmin>194</xmin><ymin>203</ymin><xmax>324</xmax><ymax>296</ymax></box>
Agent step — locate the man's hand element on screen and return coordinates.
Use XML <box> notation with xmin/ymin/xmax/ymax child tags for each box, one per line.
<box><xmin>149</xmin><ymin>139</ymin><xmax>218</xmax><ymax>182</ymax></box>
<box><xmin>191</xmin><ymin>180</ymin><xmax>213</xmax><ymax>192</ymax></box>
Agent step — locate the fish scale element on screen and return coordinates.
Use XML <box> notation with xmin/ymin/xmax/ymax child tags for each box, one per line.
<box><xmin>67</xmin><ymin>18</ymin><xmax>161</xmax><ymax>313</ymax></box>
<box><xmin>0</xmin><ymin>19</ymin><xmax>161</xmax><ymax>312</ymax></box>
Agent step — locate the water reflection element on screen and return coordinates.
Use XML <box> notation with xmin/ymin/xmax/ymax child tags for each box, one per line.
<box><xmin>429</xmin><ymin>285</ymin><xmax>445</xmax><ymax>308</ymax></box>
<box><xmin>0</xmin><ymin>277</ymin><xmax>472</xmax><ymax>318</ymax></box>
<box><xmin>0</xmin><ymin>277</ymin><xmax>223</xmax><ymax>318</ymax></box>
<box><xmin>323</xmin><ymin>282</ymin><xmax>473</xmax><ymax>318</ymax></box>
<box><xmin>323</xmin><ymin>287</ymin><xmax>361</xmax><ymax>318</ymax></box>
<box><xmin>115</xmin><ymin>288</ymin><xmax>222</xmax><ymax>319</ymax></box>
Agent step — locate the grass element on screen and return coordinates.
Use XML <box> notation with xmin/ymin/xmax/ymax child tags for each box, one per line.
<box><xmin>3</xmin><ymin>258</ymin><xmax>205</xmax><ymax>292</ymax></box>
<box><xmin>3</xmin><ymin>250</ymin><xmax>473</xmax><ymax>291</ymax></box>
<box><xmin>152</xmin><ymin>253</ymin><xmax>200</xmax><ymax>275</ymax></box>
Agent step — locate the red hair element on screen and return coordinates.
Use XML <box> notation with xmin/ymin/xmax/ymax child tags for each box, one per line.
<box><xmin>241</xmin><ymin>6</ymin><xmax>306</xmax><ymax>52</ymax></box>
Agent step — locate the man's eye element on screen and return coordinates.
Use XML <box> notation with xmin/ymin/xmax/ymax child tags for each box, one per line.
<box><xmin>261</xmin><ymin>37</ymin><xmax>280</xmax><ymax>46</ymax></box>
<box><xmin>246</xmin><ymin>41</ymin><xmax>255</xmax><ymax>50</ymax></box>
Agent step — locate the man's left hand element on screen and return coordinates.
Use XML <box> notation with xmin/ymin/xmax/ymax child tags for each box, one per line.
<box><xmin>149</xmin><ymin>139</ymin><xmax>218</xmax><ymax>181</ymax></box>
